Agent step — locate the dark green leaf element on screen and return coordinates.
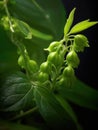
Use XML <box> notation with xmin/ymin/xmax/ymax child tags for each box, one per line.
<box><xmin>15</xmin><ymin>19</ymin><xmax>53</xmax><ymax>40</ymax></box>
<box><xmin>59</xmin><ymin>78</ymin><xmax>98</xmax><ymax>110</ymax></box>
<box><xmin>55</xmin><ymin>94</ymin><xmax>79</xmax><ymax>127</ymax></box>
<box><xmin>5</xmin><ymin>0</ymin><xmax>66</xmax><ymax>66</ymax></box>
<box><xmin>34</xmin><ymin>86</ymin><xmax>77</xmax><ymax>129</ymax></box>
<box><xmin>69</xmin><ymin>19</ymin><xmax>98</xmax><ymax>34</ymax></box>
<box><xmin>9</xmin><ymin>0</ymin><xmax>66</xmax><ymax>40</ymax></box>
<box><xmin>64</xmin><ymin>8</ymin><xmax>76</xmax><ymax>36</ymax></box>
<box><xmin>0</xmin><ymin>72</ymin><xmax>34</xmax><ymax>111</ymax></box>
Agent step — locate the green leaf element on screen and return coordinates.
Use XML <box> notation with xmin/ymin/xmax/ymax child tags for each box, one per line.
<box><xmin>59</xmin><ymin>78</ymin><xmax>98</xmax><ymax>110</ymax></box>
<box><xmin>15</xmin><ymin>19</ymin><xmax>33</xmax><ymax>39</ymax></box>
<box><xmin>6</xmin><ymin>0</ymin><xmax>66</xmax><ymax>66</ymax></box>
<box><xmin>69</xmin><ymin>19</ymin><xmax>98</xmax><ymax>34</ymax></box>
<box><xmin>31</xmin><ymin>28</ymin><xmax>53</xmax><ymax>41</ymax></box>
<box><xmin>34</xmin><ymin>86</ymin><xmax>77</xmax><ymax>129</ymax></box>
<box><xmin>55</xmin><ymin>95</ymin><xmax>83</xmax><ymax>130</ymax></box>
<box><xmin>55</xmin><ymin>94</ymin><xmax>78</xmax><ymax>125</ymax></box>
<box><xmin>64</xmin><ymin>8</ymin><xmax>76</xmax><ymax>36</ymax></box>
<box><xmin>0</xmin><ymin>120</ymin><xmax>42</xmax><ymax>130</ymax></box>
<box><xmin>15</xmin><ymin>19</ymin><xmax>53</xmax><ymax>40</ymax></box>
<box><xmin>9</xmin><ymin>0</ymin><xmax>66</xmax><ymax>40</ymax></box>
<box><xmin>0</xmin><ymin>72</ymin><xmax>34</xmax><ymax>111</ymax></box>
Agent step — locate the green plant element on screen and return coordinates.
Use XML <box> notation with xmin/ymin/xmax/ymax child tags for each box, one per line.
<box><xmin>0</xmin><ymin>0</ymin><xmax>98</xmax><ymax>130</ymax></box>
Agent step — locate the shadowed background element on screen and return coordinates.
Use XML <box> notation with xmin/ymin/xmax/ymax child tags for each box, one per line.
<box><xmin>62</xmin><ymin>1</ymin><xmax>98</xmax><ymax>130</ymax></box>
<box><xmin>62</xmin><ymin>0</ymin><xmax>98</xmax><ymax>89</ymax></box>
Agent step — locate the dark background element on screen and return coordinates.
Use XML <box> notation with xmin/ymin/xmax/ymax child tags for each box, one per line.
<box><xmin>62</xmin><ymin>0</ymin><xmax>98</xmax><ymax>130</ymax></box>
<box><xmin>62</xmin><ymin>0</ymin><xmax>98</xmax><ymax>89</ymax></box>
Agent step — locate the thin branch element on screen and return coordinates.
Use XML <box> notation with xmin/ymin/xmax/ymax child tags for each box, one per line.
<box><xmin>10</xmin><ymin>106</ymin><xmax>38</xmax><ymax>121</ymax></box>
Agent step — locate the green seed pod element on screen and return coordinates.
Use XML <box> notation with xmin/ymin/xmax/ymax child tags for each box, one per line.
<box><xmin>63</xmin><ymin>65</ymin><xmax>74</xmax><ymax>77</ymax></box>
<box><xmin>66</xmin><ymin>51</ymin><xmax>80</xmax><ymax>68</ymax></box>
<box><xmin>28</xmin><ymin>60</ymin><xmax>38</xmax><ymax>73</ymax></box>
<box><xmin>73</xmin><ymin>34</ymin><xmax>89</xmax><ymax>52</ymax></box>
<box><xmin>46</xmin><ymin>41</ymin><xmax>60</xmax><ymax>52</ymax></box>
<box><xmin>38</xmin><ymin>72</ymin><xmax>49</xmax><ymax>83</ymax></box>
<box><xmin>18</xmin><ymin>55</ymin><xmax>25</xmax><ymax>68</ymax></box>
<box><xmin>40</xmin><ymin>61</ymin><xmax>51</xmax><ymax>73</ymax></box>
<box><xmin>47</xmin><ymin>52</ymin><xmax>63</xmax><ymax>67</ymax></box>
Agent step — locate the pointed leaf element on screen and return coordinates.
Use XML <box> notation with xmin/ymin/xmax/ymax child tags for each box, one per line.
<box><xmin>64</xmin><ymin>8</ymin><xmax>76</xmax><ymax>36</ymax></box>
<box><xmin>31</xmin><ymin>28</ymin><xmax>53</xmax><ymax>41</ymax></box>
<box><xmin>34</xmin><ymin>86</ymin><xmax>77</xmax><ymax>129</ymax></box>
<box><xmin>6</xmin><ymin>0</ymin><xmax>66</xmax><ymax>66</ymax></box>
<box><xmin>59</xmin><ymin>78</ymin><xmax>98</xmax><ymax>110</ymax></box>
<box><xmin>9</xmin><ymin>0</ymin><xmax>66</xmax><ymax>40</ymax></box>
<box><xmin>0</xmin><ymin>72</ymin><xmax>34</xmax><ymax>111</ymax></box>
<box><xmin>15</xmin><ymin>19</ymin><xmax>32</xmax><ymax>39</ymax></box>
<box><xmin>54</xmin><ymin>94</ymin><xmax>82</xmax><ymax>130</ymax></box>
<box><xmin>69</xmin><ymin>20</ymin><xmax>98</xmax><ymax>34</ymax></box>
<box><xmin>15</xmin><ymin>19</ymin><xmax>53</xmax><ymax>40</ymax></box>
<box><xmin>55</xmin><ymin>94</ymin><xmax>78</xmax><ymax>124</ymax></box>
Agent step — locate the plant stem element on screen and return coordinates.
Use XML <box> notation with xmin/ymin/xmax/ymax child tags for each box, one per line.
<box><xmin>3</xmin><ymin>0</ymin><xmax>14</xmax><ymax>32</ymax></box>
<box><xmin>11</xmin><ymin>34</ymin><xmax>31</xmax><ymax>79</ymax></box>
<box><xmin>10</xmin><ymin>106</ymin><xmax>38</xmax><ymax>121</ymax></box>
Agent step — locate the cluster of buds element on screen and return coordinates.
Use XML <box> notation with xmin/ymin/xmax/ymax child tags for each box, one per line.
<box><xmin>38</xmin><ymin>32</ymin><xmax>89</xmax><ymax>89</ymax></box>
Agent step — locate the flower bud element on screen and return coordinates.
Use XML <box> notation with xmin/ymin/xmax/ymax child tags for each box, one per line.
<box><xmin>47</xmin><ymin>52</ymin><xmax>63</xmax><ymax>67</ymax></box>
<box><xmin>18</xmin><ymin>55</ymin><xmax>25</xmax><ymax>68</ymax></box>
<box><xmin>63</xmin><ymin>66</ymin><xmax>74</xmax><ymax>77</ymax></box>
<box><xmin>59</xmin><ymin>76</ymin><xmax>74</xmax><ymax>88</ymax></box>
<box><xmin>40</xmin><ymin>61</ymin><xmax>51</xmax><ymax>73</ymax></box>
<box><xmin>66</xmin><ymin>51</ymin><xmax>80</xmax><ymax>68</ymax></box>
<box><xmin>38</xmin><ymin>72</ymin><xmax>49</xmax><ymax>83</ymax></box>
<box><xmin>46</xmin><ymin>41</ymin><xmax>60</xmax><ymax>52</ymax></box>
<box><xmin>73</xmin><ymin>34</ymin><xmax>89</xmax><ymax>52</ymax></box>
<box><xmin>28</xmin><ymin>60</ymin><xmax>38</xmax><ymax>73</ymax></box>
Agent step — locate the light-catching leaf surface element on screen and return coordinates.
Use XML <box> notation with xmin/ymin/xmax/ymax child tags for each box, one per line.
<box><xmin>64</xmin><ymin>8</ymin><xmax>76</xmax><ymax>36</ymax></box>
<box><xmin>34</xmin><ymin>86</ymin><xmax>77</xmax><ymax>129</ymax></box>
<box><xmin>9</xmin><ymin>0</ymin><xmax>66</xmax><ymax>40</ymax></box>
<box><xmin>59</xmin><ymin>78</ymin><xmax>98</xmax><ymax>110</ymax></box>
<box><xmin>69</xmin><ymin>20</ymin><xmax>98</xmax><ymax>34</ymax></box>
<box><xmin>15</xmin><ymin>19</ymin><xmax>53</xmax><ymax>40</ymax></box>
<box><xmin>0</xmin><ymin>72</ymin><xmax>34</xmax><ymax>111</ymax></box>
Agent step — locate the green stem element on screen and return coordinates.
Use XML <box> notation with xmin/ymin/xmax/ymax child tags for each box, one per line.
<box><xmin>18</xmin><ymin>44</ymin><xmax>30</xmax><ymax>77</ymax></box>
<box><xmin>10</xmin><ymin>106</ymin><xmax>38</xmax><ymax>121</ymax></box>
<box><xmin>11</xmin><ymin>34</ymin><xmax>30</xmax><ymax>78</ymax></box>
<box><xmin>3</xmin><ymin>0</ymin><xmax>14</xmax><ymax>32</ymax></box>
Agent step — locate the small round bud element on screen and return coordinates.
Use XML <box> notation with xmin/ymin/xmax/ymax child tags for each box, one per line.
<box><xmin>18</xmin><ymin>55</ymin><xmax>25</xmax><ymax>68</ymax></box>
<box><xmin>40</xmin><ymin>61</ymin><xmax>51</xmax><ymax>73</ymax></box>
<box><xmin>63</xmin><ymin>66</ymin><xmax>74</xmax><ymax>77</ymax></box>
<box><xmin>47</xmin><ymin>52</ymin><xmax>63</xmax><ymax>67</ymax></box>
<box><xmin>28</xmin><ymin>60</ymin><xmax>38</xmax><ymax>73</ymax></box>
<box><xmin>66</xmin><ymin>51</ymin><xmax>80</xmax><ymax>68</ymax></box>
<box><xmin>73</xmin><ymin>34</ymin><xmax>89</xmax><ymax>52</ymax></box>
<box><xmin>59</xmin><ymin>76</ymin><xmax>73</xmax><ymax>88</ymax></box>
<box><xmin>46</xmin><ymin>41</ymin><xmax>60</xmax><ymax>52</ymax></box>
<box><xmin>38</xmin><ymin>72</ymin><xmax>49</xmax><ymax>82</ymax></box>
